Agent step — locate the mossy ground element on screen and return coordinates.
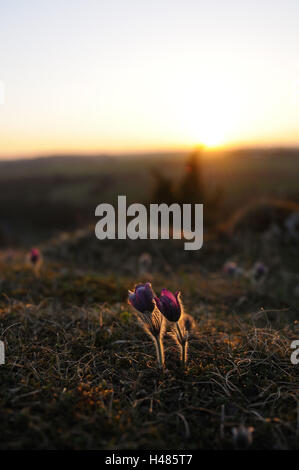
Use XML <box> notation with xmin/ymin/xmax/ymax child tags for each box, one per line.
<box><xmin>0</xmin><ymin>232</ymin><xmax>298</xmax><ymax>450</ymax></box>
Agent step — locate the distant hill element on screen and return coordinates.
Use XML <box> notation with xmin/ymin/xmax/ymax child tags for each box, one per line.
<box><xmin>0</xmin><ymin>148</ymin><xmax>299</xmax><ymax>246</ymax></box>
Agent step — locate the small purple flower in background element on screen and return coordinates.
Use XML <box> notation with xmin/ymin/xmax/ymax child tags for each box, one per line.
<box><xmin>155</xmin><ymin>289</ymin><xmax>182</xmax><ymax>322</ymax></box>
<box><xmin>128</xmin><ymin>282</ymin><xmax>155</xmax><ymax>314</ymax></box>
<box><xmin>223</xmin><ymin>261</ymin><xmax>238</xmax><ymax>277</ymax></box>
<box><xmin>30</xmin><ymin>248</ymin><xmax>40</xmax><ymax>265</ymax></box>
<box><xmin>252</xmin><ymin>261</ymin><xmax>268</xmax><ymax>282</ymax></box>
<box><xmin>128</xmin><ymin>283</ymin><xmax>165</xmax><ymax>368</ymax></box>
<box><xmin>29</xmin><ymin>248</ymin><xmax>42</xmax><ymax>276</ymax></box>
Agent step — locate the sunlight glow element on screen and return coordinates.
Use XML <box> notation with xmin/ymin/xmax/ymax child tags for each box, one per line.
<box><xmin>0</xmin><ymin>1</ymin><xmax>299</xmax><ymax>157</ymax></box>
<box><xmin>171</xmin><ymin>75</ymin><xmax>241</xmax><ymax>150</ymax></box>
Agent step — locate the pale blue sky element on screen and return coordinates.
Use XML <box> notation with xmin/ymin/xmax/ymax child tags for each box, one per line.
<box><xmin>0</xmin><ymin>0</ymin><xmax>299</xmax><ymax>156</ymax></box>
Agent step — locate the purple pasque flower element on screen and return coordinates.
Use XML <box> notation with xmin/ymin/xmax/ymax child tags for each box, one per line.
<box><xmin>128</xmin><ymin>283</ymin><xmax>165</xmax><ymax>367</ymax></box>
<box><xmin>128</xmin><ymin>282</ymin><xmax>155</xmax><ymax>313</ymax></box>
<box><xmin>223</xmin><ymin>261</ymin><xmax>238</xmax><ymax>276</ymax></box>
<box><xmin>253</xmin><ymin>261</ymin><xmax>268</xmax><ymax>281</ymax></box>
<box><xmin>30</xmin><ymin>248</ymin><xmax>40</xmax><ymax>265</ymax></box>
<box><xmin>155</xmin><ymin>289</ymin><xmax>182</xmax><ymax>322</ymax></box>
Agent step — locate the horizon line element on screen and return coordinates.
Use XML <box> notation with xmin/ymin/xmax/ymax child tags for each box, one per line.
<box><xmin>1</xmin><ymin>143</ymin><xmax>299</xmax><ymax>161</ymax></box>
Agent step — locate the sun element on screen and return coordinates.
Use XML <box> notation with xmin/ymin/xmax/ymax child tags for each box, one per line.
<box><xmin>182</xmin><ymin>113</ymin><xmax>232</xmax><ymax>150</ymax></box>
<box><xmin>174</xmin><ymin>96</ymin><xmax>237</xmax><ymax>150</ymax></box>
<box><xmin>198</xmin><ymin>127</ymin><xmax>227</xmax><ymax>148</ymax></box>
<box><xmin>172</xmin><ymin>77</ymin><xmax>241</xmax><ymax>150</ymax></box>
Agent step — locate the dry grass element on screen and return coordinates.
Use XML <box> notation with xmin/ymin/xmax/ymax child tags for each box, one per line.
<box><xmin>0</xmin><ymin>233</ymin><xmax>298</xmax><ymax>450</ymax></box>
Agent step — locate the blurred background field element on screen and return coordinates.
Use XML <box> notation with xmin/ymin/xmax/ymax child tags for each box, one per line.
<box><xmin>1</xmin><ymin>147</ymin><xmax>299</xmax><ymax>246</ymax></box>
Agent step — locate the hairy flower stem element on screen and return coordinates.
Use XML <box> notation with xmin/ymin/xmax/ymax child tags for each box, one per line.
<box><xmin>175</xmin><ymin>322</ymin><xmax>187</xmax><ymax>369</ymax></box>
<box><xmin>154</xmin><ymin>335</ymin><xmax>164</xmax><ymax>369</ymax></box>
<box><xmin>175</xmin><ymin>322</ymin><xmax>183</xmax><ymax>342</ymax></box>
<box><xmin>181</xmin><ymin>341</ymin><xmax>187</xmax><ymax>369</ymax></box>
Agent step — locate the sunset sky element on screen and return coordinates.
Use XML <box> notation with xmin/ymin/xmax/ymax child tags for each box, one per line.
<box><xmin>0</xmin><ymin>0</ymin><xmax>299</xmax><ymax>157</ymax></box>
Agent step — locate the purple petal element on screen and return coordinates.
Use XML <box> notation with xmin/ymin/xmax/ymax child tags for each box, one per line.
<box><xmin>161</xmin><ymin>289</ymin><xmax>177</xmax><ymax>305</ymax></box>
<box><xmin>128</xmin><ymin>283</ymin><xmax>155</xmax><ymax>313</ymax></box>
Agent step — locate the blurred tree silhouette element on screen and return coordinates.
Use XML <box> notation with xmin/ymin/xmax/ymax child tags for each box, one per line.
<box><xmin>151</xmin><ymin>148</ymin><xmax>223</xmax><ymax>226</ymax></box>
<box><xmin>151</xmin><ymin>169</ymin><xmax>176</xmax><ymax>205</ymax></box>
<box><xmin>178</xmin><ymin>149</ymin><xmax>204</xmax><ymax>204</ymax></box>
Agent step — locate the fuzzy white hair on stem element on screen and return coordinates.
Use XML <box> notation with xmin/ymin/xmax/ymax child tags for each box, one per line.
<box><xmin>136</xmin><ymin>308</ymin><xmax>166</xmax><ymax>368</ymax></box>
<box><xmin>170</xmin><ymin>314</ymin><xmax>195</xmax><ymax>369</ymax></box>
